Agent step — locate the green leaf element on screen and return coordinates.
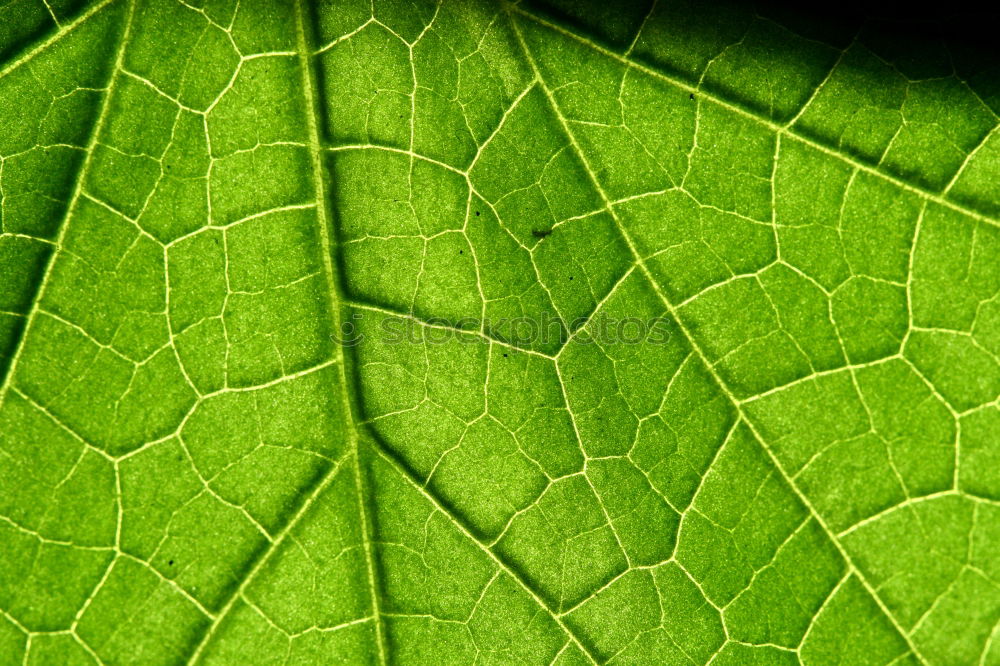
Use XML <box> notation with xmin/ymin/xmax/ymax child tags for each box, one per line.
<box><xmin>2</xmin><ymin>1</ymin><xmax>999</xmax><ymax>663</ymax></box>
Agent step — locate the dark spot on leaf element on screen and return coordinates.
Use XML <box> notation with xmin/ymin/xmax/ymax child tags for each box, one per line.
<box><xmin>503</xmin><ymin>353</ymin><xmax>508</xmax><ymax>357</ymax></box>
<box><xmin>168</xmin><ymin>560</ymin><xmax>174</xmax><ymax>566</ymax></box>
<box><xmin>459</xmin><ymin>250</ymin><xmax>463</xmax><ymax>254</ymax></box>
<box><xmin>475</xmin><ymin>211</ymin><xmax>480</xmax><ymax>216</ymax></box>
<box><xmin>689</xmin><ymin>93</ymin><xmax>694</xmax><ymax>100</ymax></box>
<box><xmin>569</xmin><ymin>276</ymin><xmax>574</xmax><ymax>280</ymax></box>
<box><xmin>532</xmin><ymin>228</ymin><xmax>552</xmax><ymax>239</ymax></box>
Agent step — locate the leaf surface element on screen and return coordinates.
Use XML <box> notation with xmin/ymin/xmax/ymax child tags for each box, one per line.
<box><xmin>2</xmin><ymin>1</ymin><xmax>1000</xmax><ymax>664</ymax></box>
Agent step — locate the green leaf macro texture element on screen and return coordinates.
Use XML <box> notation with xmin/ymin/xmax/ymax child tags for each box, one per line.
<box><xmin>2</xmin><ymin>0</ymin><xmax>1000</xmax><ymax>663</ymax></box>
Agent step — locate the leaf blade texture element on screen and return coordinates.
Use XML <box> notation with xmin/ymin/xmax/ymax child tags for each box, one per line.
<box><xmin>1</xmin><ymin>0</ymin><xmax>1000</xmax><ymax>664</ymax></box>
